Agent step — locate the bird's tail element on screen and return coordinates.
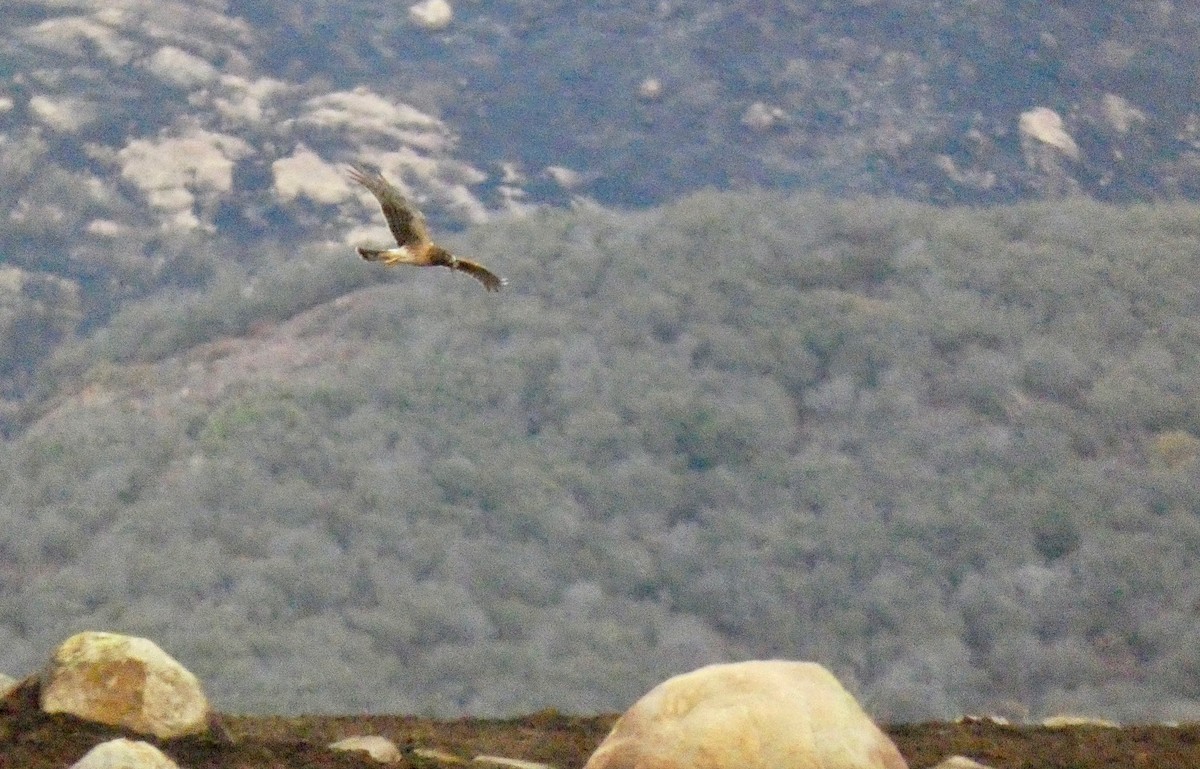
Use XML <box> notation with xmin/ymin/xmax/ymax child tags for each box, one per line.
<box><xmin>357</xmin><ymin>246</ymin><xmax>385</xmax><ymax>261</ymax></box>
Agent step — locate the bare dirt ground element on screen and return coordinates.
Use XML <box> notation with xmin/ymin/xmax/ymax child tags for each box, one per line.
<box><xmin>3</xmin><ymin>678</ymin><xmax>1198</xmax><ymax>769</ymax></box>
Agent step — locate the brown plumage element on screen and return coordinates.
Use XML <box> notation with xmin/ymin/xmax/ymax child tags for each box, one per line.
<box><xmin>349</xmin><ymin>165</ymin><xmax>506</xmax><ymax>292</ymax></box>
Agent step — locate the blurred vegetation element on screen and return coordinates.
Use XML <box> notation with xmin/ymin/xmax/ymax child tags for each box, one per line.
<box><xmin>0</xmin><ymin>189</ymin><xmax>1199</xmax><ymax>723</ymax></box>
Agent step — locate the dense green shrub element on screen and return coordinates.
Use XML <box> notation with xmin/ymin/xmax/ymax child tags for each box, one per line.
<box><xmin>1</xmin><ymin>191</ymin><xmax>1199</xmax><ymax>720</ymax></box>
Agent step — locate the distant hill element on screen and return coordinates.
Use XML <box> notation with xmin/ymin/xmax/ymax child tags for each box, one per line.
<box><xmin>0</xmin><ymin>190</ymin><xmax>1198</xmax><ymax>721</ymax></box>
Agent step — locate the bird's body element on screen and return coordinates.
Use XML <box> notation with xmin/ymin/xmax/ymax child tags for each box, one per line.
<box><xmin>349</xmin><ymin>165</ymin><xmax>506</xmax><ymax>292</ymax></box>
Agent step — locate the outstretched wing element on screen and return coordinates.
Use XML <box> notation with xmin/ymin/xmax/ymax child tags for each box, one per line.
<box><xmin>348</xmin><ymin>165</ymin><xmax>430</xmax><ymax>248</ymax></box>
<box><xmin>453</xmin><ymin>258</ymin><xmax>508</xmax><ymax>292</ymax></box>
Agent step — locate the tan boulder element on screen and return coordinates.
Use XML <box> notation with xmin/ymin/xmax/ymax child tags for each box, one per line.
<box><xmin>40</xmin><ymin>631</ymin><xmax>210</xmax><ymax>739</ymax></box>
<box><xmin>584</xmin><ymin>660</ymin><xmax>907</xmax><ymax>769</ymax></box>
<box><xmin>68</xmin><ymin>738</ymin><xmax>180</xmax><ymax>769</ymax></box>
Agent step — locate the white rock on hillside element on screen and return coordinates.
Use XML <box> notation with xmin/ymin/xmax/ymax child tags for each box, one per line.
<box><xmin>40</xmin><ymin>631</ymin><xmax>211</xmax><ymax>739</ymax></box>
<box><xmin>273</xmin><ymin>145</ymin><xmax>352</xmax><ymax>204</ymax></box>
<box><xmin>1019</xmin><ymin>107</ymin><xmax>1080</xmax><ymax>160</ymax></box>
<box><xmin>28</xmin><ymin>94</ymin><xmax>98</xmax><ymax>133</ymax></box>
<box><xmin>1100</xmin><ymin>93</ymin><xmax>1146</xmax><ymax>135</ymax></box>
<box><xmin>116</xmin><ymin>126</ymin><xmax>252</xmax><ymax>231</ymax></box>
<box><xmin>409</xmin><ymin>0</ymin><xmax>453</xmax><ymax>30</ymax></box>
<box><xmin>68</xmin><ymin>738</ymin><xmax>180</xmax><ymax>769</ymax></box>
<box><xmin>1018</xmin><ymin>106</ymin><xmax>1081</xmax><ymax>196</ymax></box>
<box><xmin>584</xmin><ymin>660</ymin><xmax>908</xmax><ymax>769</ymax></box>
<box><xmin>330</xmin><ymin>735</ymin><xmax>403</xmax><ymax>763</ymax></box>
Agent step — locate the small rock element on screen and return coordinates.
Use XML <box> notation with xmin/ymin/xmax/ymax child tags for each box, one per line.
<box><xmin>415</xmin><ymin>747</ymin><xmax>469</xmax><ymax>764</ymax></box>
<box><xmin>934</xmin><ymin>155</ymin><xmax>996</xmax><ymax>191</ymax></box>
<box><xmin>473</xmin><ymin>756</ymin><xmax>556</xmax><ymax>769</ymax></box>
<box><xmin>953</xmin><ymin>714</ymin><xmax>1010</xmax><ymax>726</ymax></box>
<box><xmin>544</xmin><ymin>165</ymin><xmax>585</xmax><ymax>190</ymax></box>
<box><xmin>68</xmin><ymin>738</ymin><xmax>180</xmax><ymax>769</ymax></box>
<box><xmin>637</xmin><ymin>77</ymin><xmax>664</xmax><ymax>101</ymax></box>
<box><xmin>330</xmin><ymin>735</ymin><xmax>403</xmax><ymax>763</ymax></box>
<box><xmin>741</xmin><ymin>101</ymin><xmax>786</xmax><ymax>132</ymax></box>
<box><xmin>499</xmin><ymin>162</ymin><xmax>526</xmax><ymax>184</ymax></box>
<box><xmin>930</xmin><ymin>757</ymin><xmax>995</xmax><ymax>769</ymax></box>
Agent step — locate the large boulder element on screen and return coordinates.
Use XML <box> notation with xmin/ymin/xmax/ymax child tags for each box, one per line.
<box><xmin>40</xmin><ymin>631</ymin><xmax>210</xmax><ymax>739</ymax></box>
<box><xmin>68</xmin><ymin>738</ymin><xmax>180</xmax><ymax>769</ymax></box>
<box><xmin>584</xmin><ymin>660</ymin><xmax>908</xmax><ymax>769</ymax></box>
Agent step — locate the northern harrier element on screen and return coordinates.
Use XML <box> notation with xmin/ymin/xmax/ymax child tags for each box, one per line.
<box><xmin>349</xmin><ymin>165</ymin><xmax>506</xmax><ymax>292</ymax></box>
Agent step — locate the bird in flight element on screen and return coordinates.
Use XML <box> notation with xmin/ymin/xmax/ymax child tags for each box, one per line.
<box><xmin>349</xmin><ymin>165</ymin><xmax>506</xmax><ymax>292</ymax></box>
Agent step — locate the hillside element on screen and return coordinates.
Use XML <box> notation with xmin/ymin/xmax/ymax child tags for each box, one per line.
<box><xmin>1</xmin><ymin>191</ymin><xmax>1198</xmax><ymax>720</ymax></box>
